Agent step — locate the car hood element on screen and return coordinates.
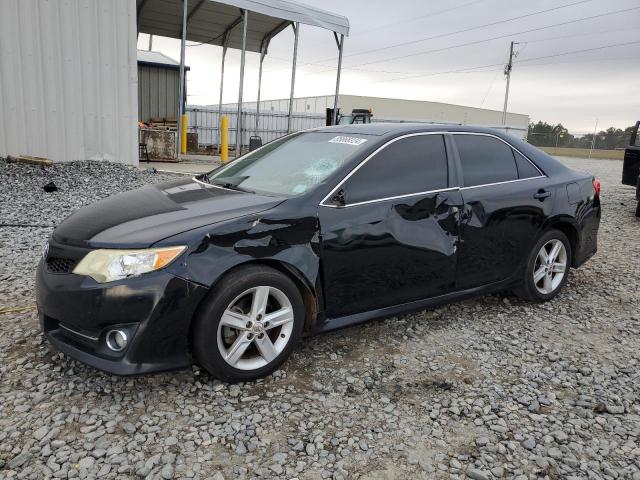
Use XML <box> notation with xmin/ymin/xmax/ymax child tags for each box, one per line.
<box><xmin>53</xmin><ymin>177</ymin><xmax>286</xmax><ymax>248</ymax></box>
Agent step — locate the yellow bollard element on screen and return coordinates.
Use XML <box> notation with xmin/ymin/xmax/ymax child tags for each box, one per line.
<box><xmin>220</xmin><ymin>115</ymin><xmax>229</xmax><ymax>163</ymax></box>
<box><xmin>180</xmin><ymin>114</ymin><xmax>188</xmax><ymax>154</ymax></box>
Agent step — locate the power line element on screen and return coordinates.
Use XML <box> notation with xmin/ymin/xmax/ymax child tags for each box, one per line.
<box><xmin>343</xmin><ymin>0</ymin><xmax>486</xmax><ymax>37</ymax></box>
<box><xmin>310</xmin><ymin>0</ymin><xmax>593</xmax><ymax>64</ymax></box>
<box><xmin>186</xmin><ymin>55</ymin><xmax>639</xmax><ymax>100</ymax></box>
<box><xmin>290</xmin><ymin>0</ymin><xmax>487</xmax><ymax>54</ymax></box>
<box><xmin>511</xmin><ymin>54</ymin><xmax>639</xmax><ymax>68</ymax></box>
<box><xmin>349</xmin><ymin>5</ymin><xmax>640</xmax><ymax>68</ymax></box>
<box><xmin>263</xmin><ymin>5</ymin><xmax>639</xmax><ymax>77</ymax></box>
<box><xmin>363</xmin><ymin>40</ymin><xmax>640</xmax><ymax>84</ymax></box>
<box><xmin>520</xmin><ymin>26</ymin><xmax>640</xmax><ymax>44</ymax></box>
<box><xmin>479</xmin><ymin>69</ymin><xmax>502</xmax><ymax>106</ymax></box>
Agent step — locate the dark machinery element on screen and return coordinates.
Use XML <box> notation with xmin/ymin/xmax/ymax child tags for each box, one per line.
<box><xmin>621</xmin><ymin>121</ymin><xmax>640</xmax><ymax>217</ymax></box>
<box><xmin>326</xmin><ymin>108</ymin><xmax>373</xmax><ymax>126</ymax></box>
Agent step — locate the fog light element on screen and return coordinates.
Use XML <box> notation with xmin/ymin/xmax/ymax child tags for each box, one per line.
<box><xmin>105</xmin><ymin>329</ymin><xmax>128</xmax><ymax>352</ymax></box>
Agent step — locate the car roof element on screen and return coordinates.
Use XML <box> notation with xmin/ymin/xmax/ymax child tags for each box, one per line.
<box><xmin>309</xmin><ymin>122</ymin><xmax>518</xmax><ymax>136</ymax></box>
<box><xmin>309</xmin><ymin>122</ymin><xmax>571</xmax><ymax>176</ymax></box>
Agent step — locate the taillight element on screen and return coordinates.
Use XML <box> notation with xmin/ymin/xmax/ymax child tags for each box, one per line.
<box><xmin>592</xmin><ymin>178</ymin><xmax>601</xmax><ymax>197</ymax></box>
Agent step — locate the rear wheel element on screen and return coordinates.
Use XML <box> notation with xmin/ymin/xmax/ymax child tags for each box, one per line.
<box><xmin>192</xmin><ymin>265</ymin><xmax>304</xmax><ymax>382</ymax></box>
<box><xmin>515</xmin><ymin>229</ymin><xmax>571</xmax><ymax>302</ymax></box>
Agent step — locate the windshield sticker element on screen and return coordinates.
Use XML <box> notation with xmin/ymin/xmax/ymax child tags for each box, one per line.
<box><xmin>328</xmin><ymin>136</ymin><xmax>368</xmax><ymax>146</ymax></box>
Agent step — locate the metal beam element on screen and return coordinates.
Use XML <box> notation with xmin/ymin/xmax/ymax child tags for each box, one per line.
<box><xmin>262</xmin><ymin>20</ymin><xmax>291</xmax><ymax>47</ymax></box>
<box><xmin>222</xmin><ymin>15</ymin><xmax>244</xmax><ymax>41</ymax></box>
<box><xmin>181</xmin><ymin>0</ymin><xmax>206</xmax><ymax>37</ymax></box>
<box><xmin>255</xmin><ymin>42</ymin><xmax>268</xmax><ymax>135</ymax></box>
<box><xmin>215</xmin><ymin>15</ymin><xmax>243</xmax><ymax>151</ymax></box>
<box><xmin>235</xmin><ymin>10</ymin><xmax>248</xmax><ymax>158</ymax></box>
<box><xmin>333</xmin><ymin>33</ymin><xmax>344</xmax><ymax>126</ymax></box>
<box><xmin>177</xmin><ymin>0</ymin><xmax>188</xmax><ymax>158</ymax></box>
<box><xmin>136</xmin><ymin>0</ymin><xmax>151</xmax><ymax>32</ymax></box>
<box><xmin>254</xmin><ymin>19</ymin><xmax>290</xmax><ymax>135</ymax></box>
<box><xmin>287</xmin><ymin>22</ymin><xmax>299</xmax><ymax>134</ymax></box>
<box><xmin>187</xmin><ymin>0</ymin><xmax>206</xmax><ymax>21</ymax></box>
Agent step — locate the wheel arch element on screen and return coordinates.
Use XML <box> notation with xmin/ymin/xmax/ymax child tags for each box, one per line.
<box><xmin>543</xmin><ymin>217</ymin><xmax>579</xmax><ymax>267</ymax></box>
<box><xmin>245</xmin><ymin>259</ymin><xmax>320</xmax><ymax>334</ymax></box>
<box><xmin>188</xmin><ymin>258</ymin><xmax>320</xmax><ymax>343</ymax></box>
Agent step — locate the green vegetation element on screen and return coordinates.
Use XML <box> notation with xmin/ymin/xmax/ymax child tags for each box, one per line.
<box><xmin>527</xmin><ymin>121</ymin><xmax>635</xmax><ymax>150</ymax></box>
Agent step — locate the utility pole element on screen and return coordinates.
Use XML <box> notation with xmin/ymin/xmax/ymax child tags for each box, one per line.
<box><xmin>589</xmin><ymin>119</ymin><xmax>598</xmax><ymax>159</ymax></box>
<box><xmin>501</xmin><ymin>41</ymin><xmax>518</xmax><ymax>125</ymax></box>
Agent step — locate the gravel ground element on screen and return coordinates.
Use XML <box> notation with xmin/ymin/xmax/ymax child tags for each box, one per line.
<box><xmin>0</xmin><ymin>156</ymin><xmax>639</xmax><ymax>480</ymax></box>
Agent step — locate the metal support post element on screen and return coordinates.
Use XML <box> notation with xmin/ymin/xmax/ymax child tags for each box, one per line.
<box><xmin>177</xmin><ymin>0</ymin><xmax>188</xmax><ymax>157</ymax></box>
<box><xmin>333</xmin><ymin>33</ymin><xmax>344</xmax><ymax>126</ymax></box>
<box><xmin>235</xmin><ymin>10</ymin><xmax>248</xmax><ymax>158</ymax></box>
<box><xmin>216</xmin><ymin>42</ymin><xmax>228</xmax><ymax>152</ymax></box>
<box><xmin>255</xmin><ymin>43</ymin><xmax>268</xmax><ymax>135</ymax></box>
<box><xmin>287</xmin><ymin>22</ymin><xmax>299</xmax><ymax>133</ymax></box>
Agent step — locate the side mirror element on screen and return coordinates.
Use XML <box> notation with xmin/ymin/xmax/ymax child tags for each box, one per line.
<box><xmin>331</xmin><ymin>188</ymin><xmax>346</xmax><ymax>207</ymax></box>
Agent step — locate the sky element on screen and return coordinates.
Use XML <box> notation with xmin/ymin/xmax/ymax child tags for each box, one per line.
<box><xmin>137</xmin><ymin>0</ymin><xmax>640</xmax><ymax>134</ymax></box>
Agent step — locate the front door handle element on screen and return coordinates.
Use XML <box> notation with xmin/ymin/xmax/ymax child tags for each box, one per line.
<box><xmin>533</xmin><ymin>189</ymin><xmax>551</xmax><ymax>200</ymax></box>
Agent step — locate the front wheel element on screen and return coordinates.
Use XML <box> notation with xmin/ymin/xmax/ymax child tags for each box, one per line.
<box><xmin>515</xmin><ymin>229</ymin><xmax>571</xmax><ymax>302</ymax></box>
<box><xmin>192</xmin><ymin>265</ymin><xmax>304</xmax><ymax>382</ymax></box>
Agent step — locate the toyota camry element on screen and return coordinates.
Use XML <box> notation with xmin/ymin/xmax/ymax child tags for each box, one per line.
<box><xmin>36</xmin><ymin>123</ymin><xmax>601</xmax><ymax>382</ymax></box>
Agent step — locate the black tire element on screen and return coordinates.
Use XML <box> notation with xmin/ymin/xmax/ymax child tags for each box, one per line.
<box><xmin>191</xmin><ymin>265</ymin><xmax>304</xmax><ymax>383</ymax></box>
<box><xmin>635</xmin><ymin>200</ymin><xmax>640</xmax><ymax>218</ymax></box>
<box><xmin>514</xmin><ymin>229</ymin><xmax>572</xmax><ymax>302</ymax></box>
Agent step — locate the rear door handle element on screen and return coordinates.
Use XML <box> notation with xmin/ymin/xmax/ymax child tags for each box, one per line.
<box><xmin>533</xmin><ymin>189</ymin><xmax>551</xmax><ymax>200</ymax></box>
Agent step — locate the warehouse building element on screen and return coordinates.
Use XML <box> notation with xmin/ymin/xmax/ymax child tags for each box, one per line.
<box><xmin>237</xmin><ymin>94</ymin><xmax>530</xmax><ymax>138</ymax></box>
<box><xmin>189</xmin><ymin>94</ymin><xmax>529</xmax><ymax>147</ymax></box>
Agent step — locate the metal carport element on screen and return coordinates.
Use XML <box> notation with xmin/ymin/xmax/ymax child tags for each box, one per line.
<box><xmin>136</xmin><ymin>0</ymin><xmax>349</xmax><ymax>157</ymax></box>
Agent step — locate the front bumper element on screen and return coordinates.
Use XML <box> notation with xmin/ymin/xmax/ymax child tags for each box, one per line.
<box><xmin>36</xmin><ymin>258</ymin><xmax>208</xmax><ymax>375</ymax></box>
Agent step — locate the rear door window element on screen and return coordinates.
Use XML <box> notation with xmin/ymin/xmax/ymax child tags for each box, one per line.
<box><xmin>514</xmin><ymin>151</ymin><xmax>541</xmax><ymax>179</ymax></box>
<box><xmin>455</xmin><ymin>135</ymin><xmax>518</xmax><ymax>187</ymax></box>
<box><xmin>341</xmin><ymin>134</ymin><xmax>448</xmax><ymax>205</ymax></box>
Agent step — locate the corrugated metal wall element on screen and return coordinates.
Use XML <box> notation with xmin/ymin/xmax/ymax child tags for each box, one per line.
<box><xmin>138</xmin><ymin>65</ymin><xmax>180</xmax><ymax>123</ymax></box>
<box><xmin>187</xmin><ymin>107</ymin><xmax>325</xmax><ymax>146</ymax></box>
<box><xmin>0</xmin><ymin>0</ymin><xmax>138</xmax><ymax>165</ymax></box>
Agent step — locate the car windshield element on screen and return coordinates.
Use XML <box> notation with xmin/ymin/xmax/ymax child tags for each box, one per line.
<box><xmin>203</xmin><ymin>132</ymin><xmax>372</xmax><ymax>196</ymax></box>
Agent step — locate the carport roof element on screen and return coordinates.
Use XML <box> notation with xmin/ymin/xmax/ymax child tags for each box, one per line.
<box><xmin>136</xmin><ymin>0</ymin><xmax>350</xmax><ymax>53</ymax></box>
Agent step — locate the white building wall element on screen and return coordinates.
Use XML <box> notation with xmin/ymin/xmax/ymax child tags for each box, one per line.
<box><xmin>226</xmin><ymin>94</ymin><xmax>530</xmax><ymax>138</ymax></box>
<box><xmin>0</xmin><ymin>0</ymin><xmax>138</xmax><ymax>165</ymax></box>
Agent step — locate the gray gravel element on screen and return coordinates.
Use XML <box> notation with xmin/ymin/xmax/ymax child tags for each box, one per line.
<box><xmin>1</xmin><ymin>156</ymin><xmax>639</xmax><ymax>480</ymax></box>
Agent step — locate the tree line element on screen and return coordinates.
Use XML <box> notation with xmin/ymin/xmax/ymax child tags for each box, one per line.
<box><xmin>527</xmin><ymin>121</ymin><xmax>637</xmax><ymax>150</ymax></box>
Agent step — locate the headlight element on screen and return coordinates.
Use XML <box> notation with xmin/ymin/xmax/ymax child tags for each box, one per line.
<box><xmin>73</xmin><ymin>246</ymin><xmax>186</xmax><ymax>283</ymax></box>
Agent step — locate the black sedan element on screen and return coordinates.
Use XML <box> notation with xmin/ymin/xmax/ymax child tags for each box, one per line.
<box><xmin>36</xmin><ymin>124</ymin><xmax>601</xmax><ymax>382</ymax></box>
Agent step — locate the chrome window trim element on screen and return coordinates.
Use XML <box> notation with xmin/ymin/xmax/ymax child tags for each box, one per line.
<box><xmin>322</xmin><ymin>187</ymin><xmax>460</xmax><ymax>209</ymax></box>
<box><xmin>319</xmin><ymin>131</ymin><xmax>449</xmax><ymax>208</ymax></box>
<box><xmin>450</xmin><ymin>131</ymin><xmax>545</xmax><ymax>178</ymax></box>
<box><xmin>459</xmin><ymin>175</ymin><xmax>546</xmax><ymax>190</ymax></box>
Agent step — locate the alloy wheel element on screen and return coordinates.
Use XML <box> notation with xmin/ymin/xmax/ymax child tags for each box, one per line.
<box><xmin>533</xmin><ymin>239</ymin><xmax>567</xmax><ymax>295</ymax></box>
<box><xmin>216</xmin><ymin>286</ymin><xmax>295</xmax><ymax>370</ymax></box>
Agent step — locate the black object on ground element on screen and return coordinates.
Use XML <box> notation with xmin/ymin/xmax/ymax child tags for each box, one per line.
<box><xmin>43</xmin><ymin>181</ymin><xmax>58</xmax><ymax>193</ymax></box>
